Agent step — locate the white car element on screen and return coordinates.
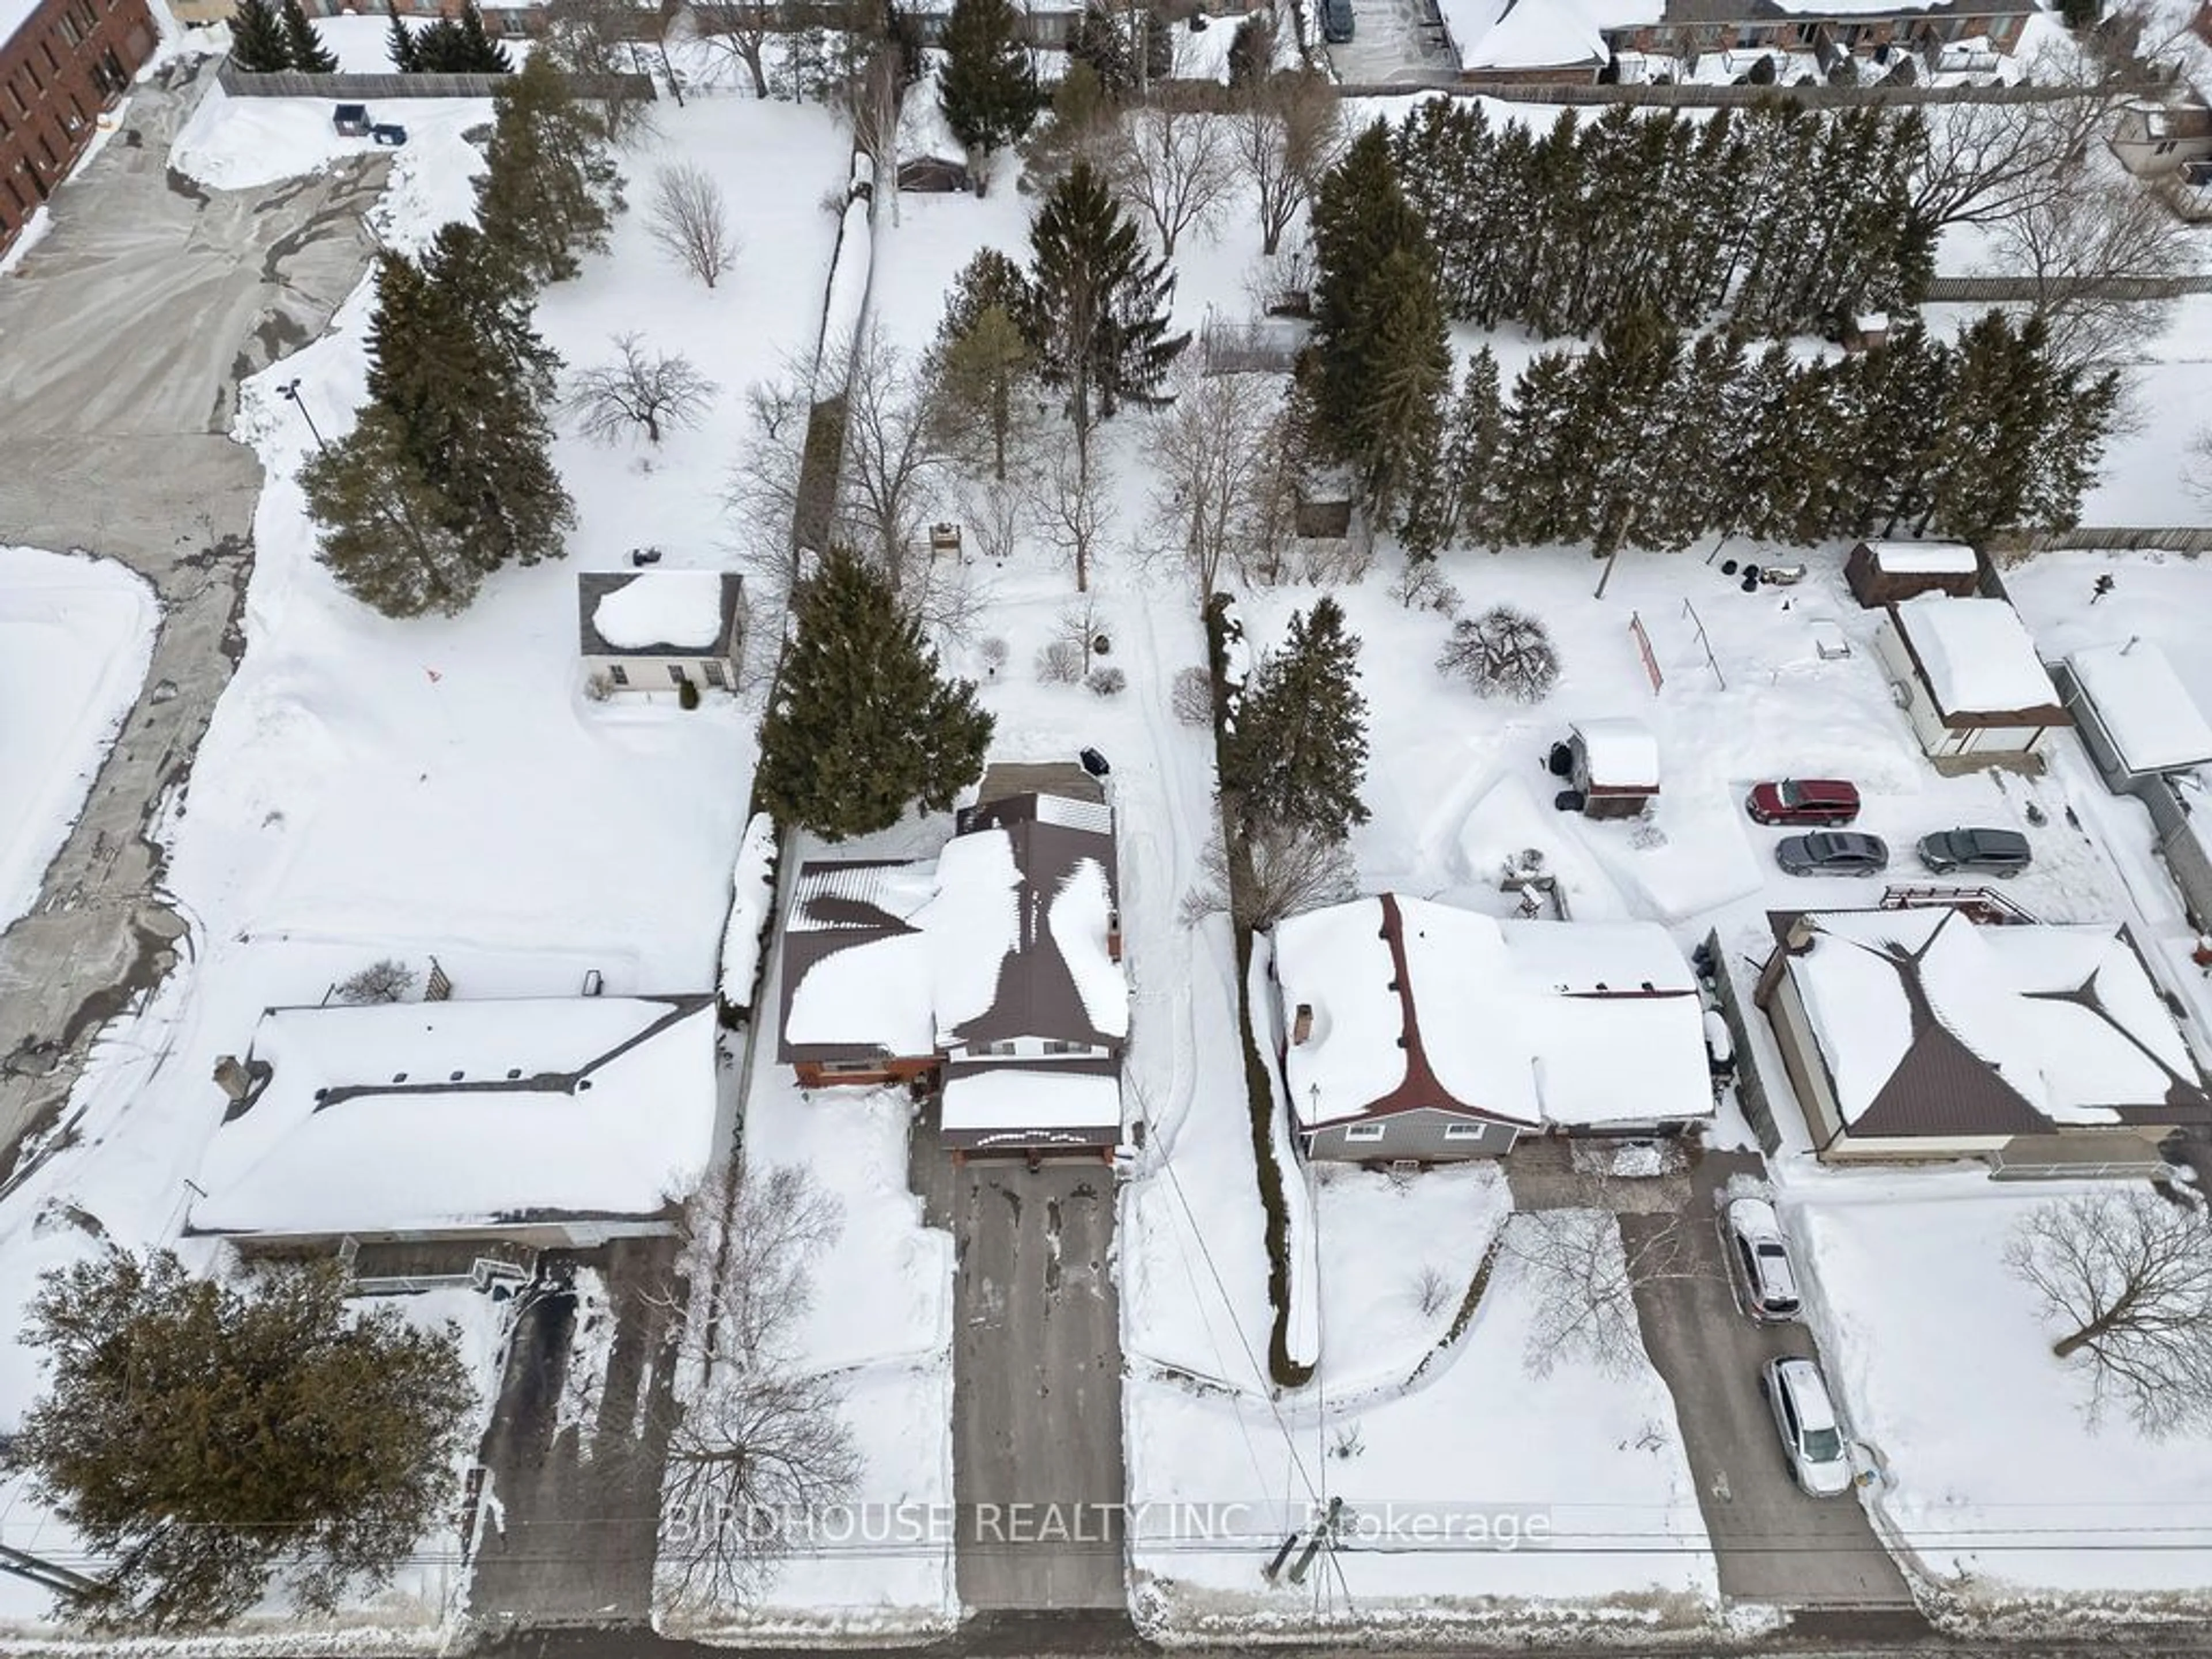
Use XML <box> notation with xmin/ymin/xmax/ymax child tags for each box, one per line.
<box><xmin>1726</xmin><ymin>1198</ymin><xmax>1801</xmax><ymax>1322</ymax></box>
<box><xmin>1761</xmin><ymin>1357</ymin><xmax>1852</xmax><ymax>1498</ymax></box>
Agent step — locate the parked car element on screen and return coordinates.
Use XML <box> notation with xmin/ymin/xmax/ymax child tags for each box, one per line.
<box><xmin>1321</xmin><ymin>0</ymin><xmax>1354</xmax><ymax>41</ymax></box>
<box><xmin>1916</xmin><ymin>827</ymin><xmax>2031</xmax><ymax>877</ymax></box>
<box><xmin>1726</xmin><ymin>1198</ymin><xmax>1800</xmax><ymax>1321</ymax></box>
<box><xmin>1760</xmin><ymin>1357</ymin><xmax>1852</xmax><ymax>1497</ymax></box>
<box><xmin>1775</xmin><ymin>832</ymin><xmax>1888</xmax><ymax>877</ymax></box>
<box><xmin>1747</xmin><ymin>779</ymin><xmax>1861</xmax><ymax>826</ymax></box>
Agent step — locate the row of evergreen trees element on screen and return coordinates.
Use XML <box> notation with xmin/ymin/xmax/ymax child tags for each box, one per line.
<box><xmin>384</xmin><ymin>0</ymin><xmax>513</xmax><ymax>74</ymax></box>
<box><xmin>302</xmin><ymin>58</ymin><xmax>622</xmax><ymax>616</ymax></box>
<box><xmin>228</xmin><ymin>0</ymin><xmax>338</xmax><ymax>74</ymax></box>
<box><xmin>1385</xmin><ymin>99</ymin><xmax>1933</xmax><ymax>340</ymax></box>
<box><xmin>1396</xmin><ymin>308</ymin><xmax>2119</xmax><ymax>560</ymax></box>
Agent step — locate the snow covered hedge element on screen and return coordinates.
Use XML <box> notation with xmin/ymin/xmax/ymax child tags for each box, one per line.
<box><xmin>718</xmin><ymin>813</ymin><xmax>780</xmax><ymax>1027</ymax></box>
<box><xmin>1248</xmin><ymin>933</ymin><xmax>1319</xmax><ymax>1374</ymax></box>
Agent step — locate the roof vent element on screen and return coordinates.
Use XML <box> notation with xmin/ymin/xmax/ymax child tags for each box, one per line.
<box><xmin>449</xmin><ymin>1070</ymin><xmax>464</xmax><ymax>1082</ymax></box>
<box><xmin>507</xmin><ymin>1068</ymin><xmax>522</xmax><ymax>1080</ymax></box>
<box><xmin>392</xmin><ymin>1072</ymin><xmax>408</xmax><ymax>1083</ymax></box>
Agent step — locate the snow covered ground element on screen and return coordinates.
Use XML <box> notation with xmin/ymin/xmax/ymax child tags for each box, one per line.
<box><xmin>1787</xmin><ymin>1176</ymin><xmax>2212</xmax><ymax>1611</ymax></box>
<box><xmin>0</xmin><ymin>548</ymin><xmax>158</xmax><ymax>933</ymax></box>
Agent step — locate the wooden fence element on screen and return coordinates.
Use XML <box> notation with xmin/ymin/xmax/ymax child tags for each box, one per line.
<box><xmin>1923</xmin><ymin>274</ymin><xmax>2212</xmax><ymax>302</ymax></box>
<box><xmin>1331</xmin><ymin>75</ymin><xmax>2167</xmax><ymax>105</ymax></box>
<box><xmin>1988</xmin><ymin>526</ymin><xmax>2212</xmax><ymax>556</ymax></box>
<box><xmin>216</xmin><ymin>60</ymin><xmax>654</xmax><ymax>100</ymax></box>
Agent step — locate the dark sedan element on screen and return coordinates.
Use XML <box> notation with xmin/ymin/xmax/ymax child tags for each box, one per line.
<box><xmin>1918</xmin><ymin>827</ymin><xmax>2032</xmax><ymax>877</ymax></box>
<box><xmin>1776</xmin><ymin>832</ymin><xmax>1889</xmax><ymax>877</ymax></box>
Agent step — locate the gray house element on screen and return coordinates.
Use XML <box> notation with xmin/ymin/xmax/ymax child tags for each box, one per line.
<box><xmin>2054</xmin><ymin>641</ymin><xmax>2212</xmax><ymax>795</ymax></box>
<box><xmin>578</xmin><ymin>570</ymin><xmax>744</xmax><ymax>694</ymax></box>
<box><xmin>1268</xmin><ymin>894</ymin><xmax>1712</xmax><ymax>1164</ymax></box>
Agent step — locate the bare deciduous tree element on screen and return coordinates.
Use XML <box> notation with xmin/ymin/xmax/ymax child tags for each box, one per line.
<box><xmin>1109</xmin><ymin>93</ymin><xmax>1236</xmax><ymax>258</ymax></box>
<box><xmin>336</xmin><ymin>959</ymin><xmax>414</xmax><ymax>1004</ymax></box>
<box><xmin>1906</xmin><ymin>63</ymin><xmax>2114</xmax><ymax>234</ymax></box>
<box><xmin>2006</xmin><ymin>1188</ymin><xmax>2212</xmax><ymax>1437</ymax></box>
<box><xmin>1437</xmin><ymin>605</ymin><xmax>1562</xmax><ymax>703</ymax></box>
<box><xmin>570</xmin><ymin>334</ymin><xmax>718</xmax><ymax>444</ymax></box>
<box><xmin>649</xmin><ymin>163</ymin><xmax>740</xmax><ymax>288</ymax></box>
<box><xmin>839</xmin><ymin>324</ymin><xmax>956</xmax><ymax>577</ymax></box>
<box><xmin>1504</xmin><ymin>1205</ymin><xmax>1697</xmax><ymax>1379</ymax></box>
<box><xmin>1990</xmin><ymin>175</ymin><xmax>2195</xmax><ymax>370</ymax></box>
<box><xmin>836</xmin><ymin>45</ymin><xmax>902</xmax><ymax>193</ymax></box>
<box><xmin>687</xmin><ymin>0</ymin><xmax>778</xmax><ymax>98</ymax></box>
<box><xmin>1233</xmin><ymin>68</ymin><xmax>1341</xmax><ymax>256</ymax></box>
<box><xmin>1171</xmin><ymin>664</ymin><xmax>1213</xmax><ymax>726</ymax></box>
<box><xmin>541</xmin><ymin>0</ymin><xmax>664</xmax><ymax>141</ymax></box>
<box><xmin>1180</xmin><ymin>821</ymin><xmax>1355</xmax><ymax>930</ymax></box>
<box><xmin>653</xmin><ymin>1163</ymin><xmax>862</xmax><ymax>1614</ymax></box>
<box><xmin>1149</xmin><ymin>364</ymin><xmax>1291</xmax><ymax>606</ymax></box>
<box><xmin>1033</xmin><ymin>430</ymin><xmax>1116</xmax><ymax>592</ymax></box>
<box><xmin>956</xmin><ymin>472</ymin><xmax>1029</xmax><ymax>569</ymax></box>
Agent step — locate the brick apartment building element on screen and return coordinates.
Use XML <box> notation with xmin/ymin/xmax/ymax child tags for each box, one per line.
<box><xmin>1</xmin><ymin>0</ymin><xmax>156</xmax><ymax>257</ymax></box>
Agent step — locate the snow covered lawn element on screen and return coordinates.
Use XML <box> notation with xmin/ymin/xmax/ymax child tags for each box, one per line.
<box><xmin>0</xmin><ymin>547</ymin><xmax>157</xmax><ymax>932</ymax></box>
<box><xmin>1790</xmin><ymin>1180</ymin><xmax>2212</xmax><ymax>1607</ymax></box>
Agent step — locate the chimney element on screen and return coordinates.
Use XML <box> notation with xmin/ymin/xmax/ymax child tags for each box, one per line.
<box><xmin>1291</xmin><ymin>1003</ymin><xmax>1314</xmax><ymax>1045</ymax></box>
<box><xmin>211</xmin><ymin>1055</ymin><xmax>252</xmax><ymax>1104</ymax></box>
<box><xmin>1785</xmin><ymin>915</ymin><xmax>1819</xmax><ymax>955</ymax></box>
<box><xmin>1107</xmin><ymin>908</ymin><xmax>1123</xmax><ymax>964</ymax></box>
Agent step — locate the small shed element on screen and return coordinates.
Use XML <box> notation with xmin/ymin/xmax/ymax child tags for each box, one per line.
<box><xmin>1872</xmin><ymin>595</ymin><xmax>2070</xmax><ymax>763</ymax></box>
<box><xmin>1568</xmin><ymin>719</ymin><xmax>1661</xmax><ymax>819</ymax></box>
<box><xmin>578</xmin><ymin>570</ymin><xmax>744</xmax><ymax>694</ymax></box>
<box><xmin>2056</xmin><ymin>641</ymin><xmax>2212</xmax><ymax>793</ymax></box>
<box><xmin>1844</xmin><ymin>540</ymin><xmax>1980</xmax><ymax>608</ymax></box>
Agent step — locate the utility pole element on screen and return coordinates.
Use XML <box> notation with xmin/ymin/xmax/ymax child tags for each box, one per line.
<box><xmin>278</xmin><ymin>378</ymin><xmax>329</xmax><ymax>453</ymax></box>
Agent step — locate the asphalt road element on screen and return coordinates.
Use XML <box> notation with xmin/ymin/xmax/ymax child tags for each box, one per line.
<box><xmin>949</xmin><ymin>1160</ymin><xmax>1127</xmax><ymax>1611</ymax></box>
<box><xmin>1626</xmin><ymin>1150</ymin><xmax>1918</xmax><ymax>1612</ymax></box>
<box><xmin>0</xmin><ymin>54</ymin><xmax>385</xmax><ymax>1172</ymax></box>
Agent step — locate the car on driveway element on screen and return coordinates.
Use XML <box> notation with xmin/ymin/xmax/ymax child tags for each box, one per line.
<box><xmin>1775</xmin><ymin>831</ymin><xmax>1888</xmax><ymax>877</ymax></box>
<box><xmin>1760</xmin><ymin>1357</ymin><xmax>1853</xmax><ymax>1498</ymax></box>
<box><xmin>1917</xmin><ymin>827</ymin><xmax>2031</xmax><ymax>877</ymax></box>
<box><xmin>1747</xmin><ymin>779</ymin><xmax>1861</xmax><ymax>826</ymax></box>
<box><xmin>1726</xmin><ymin>1198</ymin><xmax>1801</xmax><ymax>1321</ymax></box>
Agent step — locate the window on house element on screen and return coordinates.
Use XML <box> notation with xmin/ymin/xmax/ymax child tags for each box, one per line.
<box><xmin>59</xmin><ymin>14</ymin><xmax>82</xmax><ymax>46</ymax></box>
<box><xmin>974</xmin><ymin>1040</ymin><xmax>1018</xmax><ymax>1056</ymax></box>
<box><xmin>667</xmin><ymin>665</ymin><xmax>687</xmax><ymax>685</ymax></box>
<box><xmin>1442</xmin><ymin>1123</ymin><xmax>1490</xmax><ymax>1142</ymax></box>
<box><xmin>608</xmin><ymin>664</ymin><xmax>629</xmax><ymax>685</ymax></box>
<box><xmin>1041</xmin><ymin>1039</ymin><xmax>1089</xmax><ymax>1055</ymax></box>
<box><xmin>41</xmin><ymin>41</ymin><xmax>61</xmax><ymax>73</ymax></box>
<box><xmin>1342</xmin><ymin>1122</ymin><xmax>1387</xmax><ymax>1143</ymax></box>
<box><xmin>818</xmin><ymin>1059</ymin><xmax>885</xmax><ymax>1075</ymax></box>
<box><xmin>26</xmin><ymin>57</ymin><xmax>45</xmax><ymax>89</ymax></box>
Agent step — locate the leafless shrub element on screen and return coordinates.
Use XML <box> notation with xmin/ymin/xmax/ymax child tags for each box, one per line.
<box><xmin>570</xmin><ymin>334</ymin><xmax>718</xmax><ymax>444</ymax></box>
<box><xmin>1036</xmin><ymin>639</ymin><xmax>1086</xmax><ymax>684</ymax></box>
<box><xmin>979</xmin><ymin>637</ymin><xmax>1010</xmax><ymax>678</ymax></box>
<box><xmin>1389</xmin><ymin>558</ymin><xmax>1460</xmax><ymax>615</ymax></box>
<box><xmin>1181</xmin><ymin>821</ymin><xmax>1355</xmax><ymax>931</ymax></box>
<box><xmin>1438</xmin><ymin>604</ymin><xmax>1562</xmax><ymax>703</ymax></box>
<box><xmin>1411</xmin><ymin>1263</ymin><xmax>1453</xmax><ymax>1319</ymax></box>
<box><xmin>1172</xmin><ymin>665</ymin><xmax>1213</xmax><ymax>726</ymax></box>
<box><xmin>335</xmin><ymin>959</ymin><xmax>414</xmax><ymax>1004</ymax></box>
<box><xmin>648</xmin><ymin>163</ymin><xmax>741</xmax><ymax>288</ymax></box>
<box><xmin>2007</xmin><ymin>1187</ymin><xmax>2212</xmax><ymax>1437</ymax></box>
<box><xmin>1086</xmin><ymin>665</ymin><xmax>1127</xmax><ymax>696</ymax></box>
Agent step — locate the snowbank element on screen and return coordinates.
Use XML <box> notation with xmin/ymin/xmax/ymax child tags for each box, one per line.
<box><xmin>816</xmin><ymin>194</ymin><xmax>874</xmax><ymax>395</ymax></box>
<box><xmin>719</xmin><ymin>812</ymin><xmax>780</xmax><ymax>1012</ymax></box>
<box><xmin>1247</xmin><ymin>931</ymin><xmax>1318</xmax><ymax>1372</ymax></box>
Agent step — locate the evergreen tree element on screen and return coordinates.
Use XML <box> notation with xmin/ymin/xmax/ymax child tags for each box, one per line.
<box><xmin>1347</xmin><ymin>247</ymin><xmax>1451</xmax><ymax>520</ymax></box>
<box><xmin>1024</xmin><ymin>160</ymin><xmax>1188</xmax><ymax>461</ymax></box>
<box><xmin>1445</xmin><ymin>345</ymin><xmax>1506</xmax><ymax>549</ymax></box>
<box><xmin>475</xmin><ymin>54</ymin><xmax>623</xmax><ymax>286</ymax></box>
<box><xmin>227</xmin><ymin>0</ymin><xmax>291</xmax><ymax>73</ymax></box>
<box><xmin>11</xmin><ymin>1249</ymin><xmax>473</xmax><ymax>1631</ymax></box>
<box><xmin>383</xmin><ymin>0</ymin><xmax>418</xmax><ymax>71</ymax></box>
<box><xmin>411</xmin><ymin>13</ymin><xmax>464</xmax><ymax>70</ymax></box>
<box><xmin>1222</xmin><ymin>596</ymin><xmax>1370</xmax><ymax>842</ymax></box>
<box><xmin>755</xmin><ymin>547</ymin><xmax>995</xmax><ymax>840</ymax></box>
<box><xmin>301</xmin><ymin>406</ymin><xmax>483</xmax><ymax>616</ymax></box>
<box><xmin>454</xmin><ymin>1</ymin><xmax>514</xmax><ymax>71</ymax></box>
<box><xmin>1066</xmin><ymin>2</ymin><xmax>1135</xmax><ymax>101</ymax></box>
<box><xmin>279</xmin><ymin>0</ymin><xmax>339</xmax><ymax>71</ymax></box>
<box><xmin>937</xmin><ymin>0</ymin><xmax>1037</xmax><ymax>191</ymax></box>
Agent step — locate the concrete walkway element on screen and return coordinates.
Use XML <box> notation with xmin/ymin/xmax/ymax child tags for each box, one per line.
<box><xmin>0</xmin><ymin>54</ymin><xmax>386</xmax><ymax>1174</ymax></box>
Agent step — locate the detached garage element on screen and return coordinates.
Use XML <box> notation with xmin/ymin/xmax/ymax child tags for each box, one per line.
<box><xmin>2056</xmin><ymin>641</ymin><xmax>2212</xmax><ymax>794</ymax></box>
<box><xmin>1873</xmin><ymin>595</ymin><xmax>2071</xmax><ymax>764</ymax></box>
<box><xmin>1844</xmin><ymin>541</ymin><xmax>1982</xmax><ymax>608</ymax></box>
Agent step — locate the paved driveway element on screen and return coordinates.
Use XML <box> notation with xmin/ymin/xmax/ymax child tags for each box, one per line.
<box><xmin>1626</xmin><ymin>1150</ymin><xmax>1918</xmax><ymax>1612</ymax></box>
<box><xmin>0</xmin><ymin>55</ymin><xmax>385</xmax><ymax>1168</ymax></box>
<box><xmin>945</xmin><ymin>1160</ymin><xmax>1126</xmax><ymax>1611</ymax></box>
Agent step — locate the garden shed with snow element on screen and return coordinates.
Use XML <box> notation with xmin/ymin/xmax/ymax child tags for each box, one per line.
<box><xmin>1872</xmin><ymin>594</ymin><xmax>2070</xmax><ymax>764</ymax></box>
<box><xmin>578</xmin><ymin>570</ymin><xmax>745</xmax><ymax>694</ymax></box>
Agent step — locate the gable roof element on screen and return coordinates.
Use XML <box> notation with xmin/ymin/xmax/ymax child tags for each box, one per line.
<box><xmin>1770</xmin><ymin>908</ymin><xmax>2212</xmax><ymax>1139</ymax></box>
<box><xmin>1888</xmin><ymin>596</ymin><xmax>2067</xmax><ymax>725</ymax></box>
<box><xmin>1271</xmin><ymin>895</ymin><xmax>1711</xmax><ymax>1132</ymax></box>
<box><xmin>577</xmin><ymin>570</ymin><xmax>744</xmax><ymax>658</ymax></box>
<box><xmin>189</xmin><ymin>996</ymin><xmax>717</xmax><ymax>1238</ymax></box>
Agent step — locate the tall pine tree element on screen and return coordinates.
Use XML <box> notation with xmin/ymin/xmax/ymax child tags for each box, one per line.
<box><xmin>475</xmin><ymin>54</ymin><xmax>622</xmax><ymax>286</ymax></box>
<box><xmin>1223</xmin><ymin>596</ymin><xmax>1370</xmax><ymax>842</ymax></box>
<box><xmin>384</xmin><ymin>0</ymin><xmax>419</xmax><ymax>71</ymax></box>
<box><xmin>226</xmin><ymin>0</ymin><xmax>291</xmax><ymax>73</ymax></box>
<box><xmin>300</xmin><ymin>406</ymin><xmax>484</xmax><ymax>618</ymax></box>
<box><xmin>454</xmin><ymin>1</ymin><xmax>514</xmax><ymax>72</ymax></box>
<box><xmin>279</xmin><ymin>0</ymin><xmax>338</xmax><ymax>72</ymax></box>
<box><xmin>937</xmin><ymin>0</ymin><xmax>1038</xmax><ymax>194</ymax></box>
<box><xmin>755</xmin><ymin>547</ymin><xmax>995</xmax><ymax>840</ymax></box>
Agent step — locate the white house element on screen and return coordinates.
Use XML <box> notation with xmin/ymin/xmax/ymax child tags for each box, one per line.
<box><xmin>578</xmin><ymin>570</ymin><xmax>744</xmax><ymax>694</ymax></box>
<box><xmin>1269</xmin><ymin>894</ymin><xmax>1713</xmax><ymax>1163</ymax></box>
<box><xmin>190</xmin><ymin>995</ymin><xmax>718</xmax><ymax>1253</ymax></box>
<box><xmin>1872</xmin><ymin>594</ymin><xmax>2070</xmax><ymax>763</ymax></box>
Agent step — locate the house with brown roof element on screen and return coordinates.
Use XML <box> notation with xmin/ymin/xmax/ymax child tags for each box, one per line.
<box><xmin>1871</xmin><ymin>594</ymin><xmax>2070</xmax><ymax>766</ymax></box>
<box><xmin>1755</xmin><ymin>906</ymin><xmax>2212</xmax><ymax>1173</ymax></box>
<box><xmin>1266</xmin><ymin>894</ymin><xmax>1713</xmax><ymax>1163</ymax></box>
<box><xmin>776</xmin><ymin>765</ymin><xmax>1128</xmax><ymax>1159</ymax></box>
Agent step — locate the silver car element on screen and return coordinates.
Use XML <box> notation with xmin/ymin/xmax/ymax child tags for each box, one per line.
<box><xmin>1726</xmin><ymin>1198</ymin><xmax>1801</xmax><ymax>1322</ymax></box>
<box><xmin>1761</xmin><ymin>1357</ymin><xmax>1852</xmax><ymax>1498</ymax></box>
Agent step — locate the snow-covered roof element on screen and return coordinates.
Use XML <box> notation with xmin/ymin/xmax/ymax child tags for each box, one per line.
<box><xmin>941</xmin><ymin>1067</ymin><xmax>1122</xmax><ymax>1134</ymax></box>
<box><xmin>902</xmin><ymin>69</ymin><xmax>967</xmax><ymax>164</ymax></box>
<box><xmin>1441</xmin><ymin>0</ymin><xmax>1624</xmax><ymax>70</ymax></box>
<box><xmin>1777</xmin><ymin>909</ymin><xmax>2210</xmax><ymax>1138</ymax></box>
<box><xmin>1573</xmin><ymin>718</ymin><xmax>1661</xmax><ymax>789</ymax></box>
<box><xmin>1891</xmin><ymin>595</ymin><xmax>2063</xmax><ymax>718</ymax></box>
<box><xmin>1861</xmin><ymin>540</ymin><xmax>1977</xmax><ymax>575</ymax></box>
<box><xmin>1272</xmin><ymin>896</ymin><xmax>1710</xmax><ymax>1133</ymax></box>
<box><xmin>2067</xmin><ymin>642</ymin><xmax>2212</xmax><ymax>775</ymax></box>
<box><xmin>577</xmin><ymin>571</ymin><xmax>741</xmax><ymax>658</ymax></box>
<box><xmin>191</xmin><ymin>997</ymin><xmax>717</xmax><ymax>1238</ymax></box>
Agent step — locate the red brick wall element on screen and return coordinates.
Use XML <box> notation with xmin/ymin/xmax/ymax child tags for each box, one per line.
<box><xmin>0</xmin><ymin>0</ymin><xmax>156</xmax><ymax>255</ymax></box>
